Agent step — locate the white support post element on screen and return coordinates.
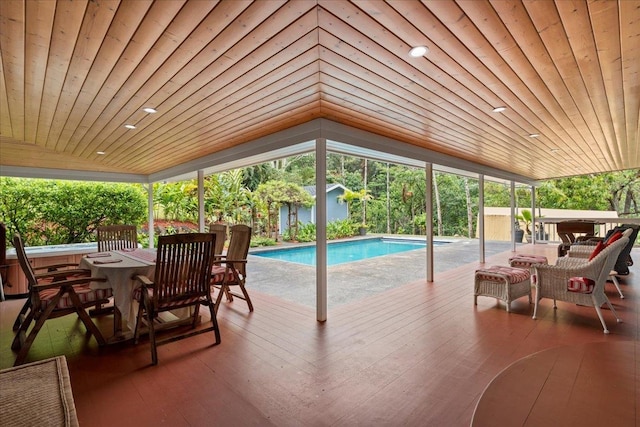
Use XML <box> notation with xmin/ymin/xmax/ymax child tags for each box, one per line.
<box><xmin>478</xmin><ymin>174</ymin><xmax>485</xmax><ymax>263</ymax></box>
<box><xmin>198</xmin><ymin>170</ymin><xmax>205</xmax><ymax>232</ymax></box>
<box><xmin>425</xmin><ymin>163</ymin><xmax>434</xmax><ymax>282</ymax></box>
<box><xmin>510</xmin><ymin>181</ymin><xmax>516</xmax><ymax>252</ymax></box>
<box><xmin>315</xmin><ymin>138</ymin><xmax>327</xmax><ymax>322</ymax></box>
<box><xmin>147</xmin><ymin>184</ymin><xmax>154</xmax><ymax>249</ymax></box>
<box><xmin>530</xmin><ymin>185</ymin><xmax>536</xmax><ymax>244</ymax></box>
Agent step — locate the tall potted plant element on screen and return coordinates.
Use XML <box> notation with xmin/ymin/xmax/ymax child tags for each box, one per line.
<box><xmin>516</xmin><ymin>209</ymin><xmax>533</xmax><ymax>242</ymax></box>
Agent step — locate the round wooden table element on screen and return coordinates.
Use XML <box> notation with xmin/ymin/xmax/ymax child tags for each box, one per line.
<box><xmin>472</xmin><ymin>340</ymin><xmax>639</xmax><ymax>426</ymax></box>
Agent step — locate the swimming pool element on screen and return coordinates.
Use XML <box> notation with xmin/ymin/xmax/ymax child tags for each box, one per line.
<box><xmin>252</xmin><ymin>237</ymin><xmax>447</xmax><ymax>266</ymax></box>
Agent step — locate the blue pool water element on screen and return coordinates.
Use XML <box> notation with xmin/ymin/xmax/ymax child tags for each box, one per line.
<box><xmin>252</xmin><ymin>238</ymin><xmax>446</xmax><ymax>266</ymax></box>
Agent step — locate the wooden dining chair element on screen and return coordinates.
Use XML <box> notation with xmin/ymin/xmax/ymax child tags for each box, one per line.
<box><xmin>11</xmin><ymin>233</ymin><xmax>113</xmax><ymax>365</ymax></box>
<box><xmin>96</xmin><ymin>225</ymin><xmax>138</xmax><ymax>252</ymax></box>
<box><xmin>210</xmin><ymin>224</ymin><xmax>253</xmax><ymax>314</ymax></box>
<box><xmin>208</xmin><ymin>223</ymin><xmax>227</xmax><ymax>260</ymax></box>
<box><xmin>133</xmin><ymin>233</ymin><xmax>220</xmax><ymax>365</ymax></box>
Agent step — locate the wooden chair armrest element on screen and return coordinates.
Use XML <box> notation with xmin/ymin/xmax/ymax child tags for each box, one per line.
<box><xmin>212</xmin><ymin>259</ymin><xmax>247</xmax><ymax>265</ymax></box>
<box><xmin>32</xmin><ymin>262</ymin><xmax>80</xmax><ymax>271</ymax></box>
<box><xmin>35</xmin><ymin>268</ymin><xmax>91</xmax><ymax>280</ymax></box>
<box><xmin>33</xmin><ymin>276</ymin><xmax>107</xmax><ymax>291</ymax></box>
<box><xmin>134</xmin><ymin>275</ymin><xmax>154</xmax><ymax>287</ymax></box>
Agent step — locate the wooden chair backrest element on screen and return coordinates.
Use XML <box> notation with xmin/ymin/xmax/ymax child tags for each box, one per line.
<box><xmin>557</xmin><ymin>220</ymin><xmax>596</xmax><ymax>244</ymax></box>
<box><xmin>152</xmin><ymin>233</ymin><xmax>214</xmax><ymax>305</ymax></box>
<box><xmin>97</xmin><ymin>225</ymin><xmax>138</xmax><ymax>251</ymax></box>
<box><xmin>12</xmin><ymin>233</ymin><xmax>38</xmax><ymax>291</ymax></box>
<box><xmin>208</xmin><ymin>223</ymin><xmax>227</xmax><ymax>257</ymax></box>
<box><xmin>226</xmin><ymin>225</ymin><xmax>251</xmax><ymax>276</ymax></box>
<box><xmin>0</xmin><ymin>223</ymin><xmax>6</xmax><ymax>266</ymax></box>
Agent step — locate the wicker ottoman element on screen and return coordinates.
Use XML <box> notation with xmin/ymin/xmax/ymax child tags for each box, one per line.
<box><xmin>508</xmin><ymin>254</ymin><xmax>549</xmax><ymax>269</ymax></box>
<box><xmin>474</xmin><ymin>266</ymin><xmax>532</xmax><ymax>312</ymax></box>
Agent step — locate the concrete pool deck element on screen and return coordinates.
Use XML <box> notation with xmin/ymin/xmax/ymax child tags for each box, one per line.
<box><xmin>245</xmin><ymin>235</ymin><xmax>521</xmax><ymax>308</ymax></box>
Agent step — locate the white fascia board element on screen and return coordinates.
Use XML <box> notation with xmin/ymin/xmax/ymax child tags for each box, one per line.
<box><xmin>0</xmin><ymin>165</ymin><xmax>147</xmax><ymax>183</ymax></box>
<box><xmin>318</xmin><ymin>119</ymin><xmax>539</xmax><ymax>186</ymax></box>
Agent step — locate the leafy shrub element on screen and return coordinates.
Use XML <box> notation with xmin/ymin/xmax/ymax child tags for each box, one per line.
<box><xmin>327</xmin><ymin>219</ymin><xmax>358</xmax><ymax>239</ymax></box>
<box><xmin>295</xmin><ymin>222</ymin><xmax>316</xmax><ymax>242</ymax></box>
<box><xmin>250</xmin><ymin>236</ymin><xmax>277</xmax><ymax>247</ymax></box>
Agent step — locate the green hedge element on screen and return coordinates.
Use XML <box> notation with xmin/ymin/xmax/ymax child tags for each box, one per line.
<box><xmin>0</xmin><ymin>178</ymin><xmax>147</xmax><ymax>247</ymax></box>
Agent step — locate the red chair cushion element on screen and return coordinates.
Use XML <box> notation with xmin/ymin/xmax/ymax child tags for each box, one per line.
<box><xmin>133</xmin><ymin>286</ymin><xmax>202</xmax><ymax>308</ymax></box>
<box><xmin>210</xmin><ymin>265</ymin><xmax>240</xmax><ymax>284</ymax></box>
<box><xmin>567</xmin><ymin>277</ymin><xmax>595</xmax><ymax>293</ymax></box>
<box><xmin>38</xmin><ymin>285</ymin><xmax>113</xmax><ymax>310</ymax></box>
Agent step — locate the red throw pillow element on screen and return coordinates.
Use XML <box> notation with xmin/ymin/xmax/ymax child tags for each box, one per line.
<box><xmin>605</xmin><ymin>231</ymin><xmax>623</xmax><ymax>245</ymax></box>
<box><xmin>588</xmin><ymin>241</ymin><xmax>606</xmax><ymax>261</ymax></box>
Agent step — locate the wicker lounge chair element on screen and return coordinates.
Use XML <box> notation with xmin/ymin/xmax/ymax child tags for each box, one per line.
<box><xmin>532</xmin><ymin>234</ymin><xmax>629</xmax><ymax>333</ymax></box>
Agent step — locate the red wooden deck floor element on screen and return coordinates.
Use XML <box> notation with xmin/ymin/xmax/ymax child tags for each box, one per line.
<box><xmin>1</xmin><ymin>244</ymin><xmax>637</xmax><ymax>426</ymax></box>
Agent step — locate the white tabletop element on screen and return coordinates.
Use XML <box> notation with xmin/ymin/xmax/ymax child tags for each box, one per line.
<box><xmin>79</xmin><ymin>250</ymin><xmax>156</xmax><ymax>328</ymax></box>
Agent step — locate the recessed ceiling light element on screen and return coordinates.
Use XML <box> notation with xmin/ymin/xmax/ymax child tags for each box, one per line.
<box><xmin>492</xmin><ymin>106</ymin><xmax>506</xmax><ymax>113</ymax></box>
<box><xmin>143</xmin><ymin>107</ymin><xmax>157</xmax><ymax>113</ymax></box>
<box><xmin>97</xmin><ymin>151</ymin><xmax>105</xmax><ymax>155</ymax></box>
<box><xmin>529</xmin><ymin>133</ymin><xmax>539</xmax><ymax>138</ymax></box>
<box><xmin>409</xmin><ymin>46</ymin><xmax>428</xmax><ymax>57</ymax></box>
<box><xmin>124</xmin><ymin>124</ymin><xmax>136</xmax><ymax>129</ymax></box>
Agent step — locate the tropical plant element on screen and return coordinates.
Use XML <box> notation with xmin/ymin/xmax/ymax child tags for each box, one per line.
<box><xmin>338</xmin><ymin>188</ymin><xmax>373</xmax><ymax>227</ymax></box>
<box><xmin>516</xmin><ymin>209</ymin><xmax>533</xmax><ymax>235</ymax></box>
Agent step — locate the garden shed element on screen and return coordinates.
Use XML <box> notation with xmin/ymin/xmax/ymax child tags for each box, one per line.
<box><xmin>279</xmin><ymin>184</ymin><xmax>349</xmax><ymax>234</ymax></box>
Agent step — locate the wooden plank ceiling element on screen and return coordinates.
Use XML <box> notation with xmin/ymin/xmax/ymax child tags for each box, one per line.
<box><xmin>1</xmin><ymin>0</ymin><xmax>638</xmax><ymax>181</ymax></box>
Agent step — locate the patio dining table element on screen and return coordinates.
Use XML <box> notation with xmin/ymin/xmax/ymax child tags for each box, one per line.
<box><xmin>79</xmin><ymin>248</ymin><xmax>156</xmax><ymax>334</ymax></box>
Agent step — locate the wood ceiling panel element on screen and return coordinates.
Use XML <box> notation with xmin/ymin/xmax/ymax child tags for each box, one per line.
<box><xmin>318</xmin><ymin>3</ymin><xmax>550</xmax><ymax>168</ymax></box>
<box><xmin>0</xmin><ymin>0</ymin><xmax>26</xmax><ymax>141</ymax></box>
<box><xmin>100</xmin><ymin>17</ymin><xmax>319</xmax><ymax>168</ymax></box>
<box><xmin>45</xmin><ymin>0</ymin><xmax>122</xmax><ymax>151</ymax></box>
<box><xmin>487</xmin><ymin>1</ymin><xmax>608</xmax><ymax>170</ymax></box>
<box><xmin>526</xmin><ymin>0</ymin><xmax>618</xmax><ymax>169</ymax></box>
<box><xmin>619</xmin><ymin>0</ymin><xmax>640</xmax><ymax>165</ymax></box>
<box><xmin>75</xmin><ymin>0</ymin><xmax>305</xmax><ymax>164</ymax></box>
<box><xmin>34</xmin><ymin>0</ymin><xmax>89</xmax><ymax>146</ymax></box>
<box><xmin>64</xmin><ymin>0</ymin><xmax>209</xmax><ymax>156</ymax></box>
<box><xmin>130</xmin><ymin>93</ymin><xmax>323</xmax><ymax>172</ymax></box>
<box><xmin>70</xmin><ymin>0</ymin><xmax>250</xmax><ymax>158</ymax></box>
<box><xmin>118</xmin><ymin>73</ymin><xmax>321</xmax><ymax>171</ymax></box>
<box><xmin>24</xmin><ymin>0</ymin><xmax>55</xmax><ymax>143</ymax></box>
<box><xmin>455</xmin><ymin>0</ymin><xmax>600</xmax><ymax>175</ymax></box>
<box><xmin>317</xmin><ymin>25</ymin><xmax>558</xmax><ymax>173</ymax></box>
<box><xmin>1</xmin><ymin>0</ymin><xmax>637</xmax><ymax>181</ymax></box>
<box><xmin>401</xmin><ymin>1</ymin><xmax>575</xmax><ymax>164</ymax></box>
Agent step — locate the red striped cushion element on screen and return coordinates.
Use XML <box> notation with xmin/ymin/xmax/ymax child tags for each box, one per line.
<box><xmin>567</xmin><ymin>277</ymin><xmax>595</xmax><ymax>293</ymax></box>
<box><xmin>211</xmin><ymin>265</ymin><xmax>240</xmax><ymax>283</ymax></box>
<box><xmin>133</xmin><ymin>286</ymin><xmax>202</xmax><ymax>308</ymax></box>
<box><xmin>508</xmin><ymin>254</ymin><xmax>548</xmax><ymax>268</ymax></box>
<box><xmin>475</xmin><ymin>266</ymin><xmax>530</xmax><ymax>283</ymax></box>
<box><xmin>38</xmin><ymin>285</ymin><xmax>112</xmax><ymax>310</ymax></box>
